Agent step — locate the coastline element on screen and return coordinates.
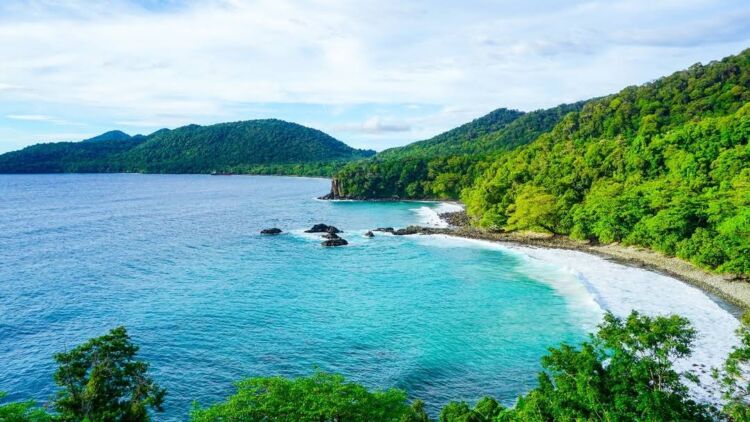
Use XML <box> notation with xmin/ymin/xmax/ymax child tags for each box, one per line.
<box><xmin>427</xmin><ymin>212</ymin><xmax>750</xmax><ymax>311</ymax></box>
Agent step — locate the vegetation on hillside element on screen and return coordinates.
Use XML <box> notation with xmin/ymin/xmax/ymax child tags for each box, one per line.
<box><xmin>335</xmin><ymin>48</ymin><xmax>750</xmax><ymax>276</ymax></box>
<box><xmin>0</xmin><ymin>119</ymin><xmax>374</xmax><ymax>176</ymax></box>
<box><xmin>333</xmin><ymin>103</ymin><xmax>586</xmax><ymax>200</ymax></box>
<box><xmin>5</xmin><ymin>310</ymin><xmax>750</xmax><ymax>421</ymax></box>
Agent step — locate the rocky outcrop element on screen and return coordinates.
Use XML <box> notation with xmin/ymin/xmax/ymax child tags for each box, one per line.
<box><xmin>439</xmin><ymin>211</ymin><xmax>470</xmax><ymax>227</ymax></box>
<box><xmin>374</xmin><ymin>227</ymin><xmax>394</xmax><ymax>233</ymax></box>
<box><xmin>364</xmin><ymin>231</ymin><xmax>374</xmax><ymax>238</ymax></box>
<box><xmin>392</xmin><ymin>225</ymin><xmax>434</xmax><ymax>235</ymax></box>
<box><xmin>260</xmin><ymin>228</ymin><xmax>282</xmax><ymax>235</ymax></box>
<box><xmin>305</xmin><ymin>224</ymin><xmax>342</xmax><ymax>233</ymax></box>
<box><xmin>318</xmin><ymin>178</ymin><xmax>343</xmax><ymax>200</ymax></box>
<box><xmin>323</xmin><ymin>232</ymin><xmax>340</xmax><ymax>239</ymax></box>
<box><xmin>321</xmin><ymin>238</ymin><xmax>348</xmax><ymax>247</ymax></box>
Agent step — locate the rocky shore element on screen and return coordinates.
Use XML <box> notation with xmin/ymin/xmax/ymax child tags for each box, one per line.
<box><xmin>407</xmin><ymin>210</ymin><xmax>750</xmax><ymax>310</ymax></box>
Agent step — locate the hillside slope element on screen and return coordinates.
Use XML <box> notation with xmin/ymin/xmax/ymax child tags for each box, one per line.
<box><xmin>332</xmin><ymin>102</ymin><xmax>585</xmax><ymax>199</ymax></box>
<box><xmin>0</xmin><ymin>119</ymin><xmax>374</xmax><ymax>175</ymax></box>
<box><xmin>334</xmin><ymin>48</ymin><xmax>750</xmax><ymax>275</ymax></box>
<box><xmin>463</xmin><ymin>49</ymin><xmax>750</xmax><ymax>275</ymax></box>
<box><xmin>377</xmin><ymin>108</ymin><xmax>524</xmax><ymax>159</ymax></box>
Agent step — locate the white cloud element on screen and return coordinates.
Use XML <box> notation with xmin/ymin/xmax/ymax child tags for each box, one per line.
<box><xmin>6</xmin><ymin>114</ymin><xmax>53</xmax><ymax>121</ymax></box>
<box><xmin>0</xmin><ymin>0</ymin><xmax>748</xmax><ymax>151</ymax></box>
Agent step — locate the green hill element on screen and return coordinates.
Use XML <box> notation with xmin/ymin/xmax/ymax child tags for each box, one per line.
<box><xmin>0</xmin><ymin>119</ymin><xmax>374</xmax><ymax>176</ymax></box>
<box><xmin>332</xmin><ymin>102</ymin><xmax>586</xmax><ymax>199</ymax></box>
<box><xmin>377</xmin><ymin>107</ymin><xmax>524</xmax><ymax>159</ymax></box>
<box><xmin>334</xmin><ymin>48</ymin><xmax>750</xmax><ymax>275</ymax></box>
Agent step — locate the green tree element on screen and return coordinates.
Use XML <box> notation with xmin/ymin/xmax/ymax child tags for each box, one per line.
<box><xmin>500</xmin><ymin>311</ymin><xmax>712</xmax><ymax>421</ymax></box>
<box><xmin>0</xmin><ymin>393</ymin><xmax>52</xmax><ymax>422</ymax></box>
<box><xmin>505</xmin><ymin>186</ymin><xmax>559</xmax><ymax>234</ymax></box>
<box><xmin>439</xmin><ymin>397</ymin><xmax>502</xmax><ymax>422</ymax></box>
<box><xmin>715</xmin><ymin>313</ymin><xmax>750</xmax><ymax>420</ymax></box>
<box><xmin>190</xmin><ymin>371</ymin><xmax>424</xmax><ymax>422</ymax></box>
<box><xmin>52</xmin><ymin>326</ymin><xmax>166</xmax><ymax>422</ymax></box>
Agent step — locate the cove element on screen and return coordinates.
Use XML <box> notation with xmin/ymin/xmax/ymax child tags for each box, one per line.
<box><xmin>0</xmin><ymin>174</ymin><xmax>738</xmax><ymax>420</ymax></box>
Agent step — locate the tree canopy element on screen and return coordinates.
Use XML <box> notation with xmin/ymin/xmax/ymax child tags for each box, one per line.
<box><xmin>52</xmin><ymin>326</ymin><xmax>166</xmax><ymax>422</ymax></box>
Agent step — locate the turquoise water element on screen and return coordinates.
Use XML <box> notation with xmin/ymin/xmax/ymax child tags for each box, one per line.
<box><xmin>0</xmin><ymin>174</ymin><xmax>590</xmax><ymax>420</ymax></box>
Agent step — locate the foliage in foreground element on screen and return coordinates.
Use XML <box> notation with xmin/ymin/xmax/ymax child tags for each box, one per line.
<box><xmin>189</xmin><ymin>372</ymin><xmax>428</xmax><ymax>422</ymax></box>
<box><xmin>8</xmin><ymin>310</ymin><xmax>750</xmax><ymax>421</ymax></box>
<box><xmin>0</xmin><ymin>392</ymin><xmax>51</xmax><ymax>422</ymax></box>
<box><xmin>52</xmin><ymin>326</ymin><xmax>165</xmax><ymax>422</ymax></box>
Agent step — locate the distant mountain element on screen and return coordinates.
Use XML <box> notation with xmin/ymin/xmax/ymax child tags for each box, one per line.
<box><xmin>82</xmin><ymin>130</ymin><xmax>136</xmax><ymax>143</ymax></box>
<box><xmin>0</xmin><ymin>119</ymin><xmax>375</xmax><ymax>175</ymax></box>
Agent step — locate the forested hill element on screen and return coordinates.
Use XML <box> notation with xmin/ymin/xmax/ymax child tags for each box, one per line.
<box><xmin>0</xmin><ymin>119</ymin><xmax>374</xmax><ymax>176</ymax></box>
<box><xmin>332</xmin><ymin>102</ymin><xmax>587</xmax><ymax>199</ymax></box>
<box><xmin>333</xmin><ymin>48</ymin><xmax>750</xmax><ymax>276</ymax></box>
<box><xmin>378</xmin><ymin>108</ymin><xmax>525</xmax><ymax>159</ymax></box>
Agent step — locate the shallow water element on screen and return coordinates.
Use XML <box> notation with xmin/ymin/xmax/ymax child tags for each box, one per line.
<box><xmin>0</xmin><ymin>174</ymin><xmax>738</xmax><ymax>419</ymax></box>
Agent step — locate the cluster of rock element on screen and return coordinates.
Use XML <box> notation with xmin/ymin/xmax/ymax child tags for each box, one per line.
<box><xmin>305</xmin><ymin>223</ymin><xmax>349</xmax><ymax>247</ymax></box>
<box><xmin>261</xmin><ymin>221</ymin><xmax>447</xmax><ymax>247</ymax></box>
<box><xmin>374</xmin><ymin>225</ymin><xmax>440</xmax><ymax>236</ymax></box>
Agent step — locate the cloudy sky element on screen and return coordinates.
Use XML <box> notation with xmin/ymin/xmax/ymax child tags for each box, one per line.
<box><xmin>0</xmin><ymin>0</ymin><xmax>748</xmax><ymax>153</ymax></box>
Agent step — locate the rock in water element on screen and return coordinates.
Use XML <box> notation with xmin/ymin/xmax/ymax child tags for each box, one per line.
<box><xmin>364</xmin><ymin>231</ymin><xmax>374</xmax><ymax>238</ymax></box>
<box><xmin>321</xmin><ymin>238</ymin><xmax>348</xmax><ymax>247</ymax></box>
<box><xmin>260</xmin><ymin>228</ymin><xmax>282</xmax><ymax>235</ymax></box>
<box><xmin>374</xmin><ymin>227</ymin><xmax>394</xmax><ymax>233</ymax></box>
<box><xmin>305</xmin><ymin>224</ymin><xmax>342</xmax><ymax>233</ymax></box>
<box><xmin>392</xmin><ymin>226</ymin><xmax>427</xmax><ymax>235</ymax></box>
<box><xmin>323</xmin><ymin>232</ymin><xmax>340</xmax><ymax>239</ymax></box>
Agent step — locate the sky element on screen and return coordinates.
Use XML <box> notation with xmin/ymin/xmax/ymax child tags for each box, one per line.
<box><xmin>0</xmin><ymin>0</ymin><xmax>749</xmax><ymax>153</ymax></box>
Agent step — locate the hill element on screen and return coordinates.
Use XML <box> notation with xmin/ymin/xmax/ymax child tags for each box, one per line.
<box><xmin>333</xmin><ymin>48</ymin><xmax>750</xmax><ymax>275</ymax></box>
<box><xmin>0</xmin><ymin>119</ymin><xmax>375</xmax><ymax>176</ymax></box>
<box><xmin>377</xmin><ymin>107</ymin><xmax>524</xmax><ymax>159</ymax></box>
<box><xmin>331</xmin><ymin>102</ymin><xmax>586</xmax><ymax>199</ymax></box>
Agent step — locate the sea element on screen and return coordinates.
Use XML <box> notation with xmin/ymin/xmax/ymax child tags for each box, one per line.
<box><xmin>0</xmin><ymin>174</ymin><xmax>740</xmax><ymax>420</ymax></box>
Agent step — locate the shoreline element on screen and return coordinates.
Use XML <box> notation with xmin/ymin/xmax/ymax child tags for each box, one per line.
<box><xmin>423</xmin><ymin>212</ymin><xmax>750</xmax><ymax>311</ymax></box>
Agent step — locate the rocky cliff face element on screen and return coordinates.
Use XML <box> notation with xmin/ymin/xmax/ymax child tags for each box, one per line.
<box><xmin>319</xmin><ymin>178</ymin><xmax>343</xmax><ymax>200</ymax></box>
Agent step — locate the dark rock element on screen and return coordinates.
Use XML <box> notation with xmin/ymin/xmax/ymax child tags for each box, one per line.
<box><xmin>392</xmin><ymin>225</ymin><xmax>431</xmax><ymax>236</ymax></box>
<box><xmin>438</xmin><ymin>210</ymin><xmax>469</xmax><ymax>227</ymax></box>
<box><xmin>321</xmin><ymin>238</ymin><xmax>348</xmax><ymax>247</ymax></box>
<box><xmin>305</xmin><ymin>224</ymin><xmax>342</xmax><ymax>233</ymax></box>
<box><xmin>323</xmin><ymin>232</ymin><xmax>340</xmax><ymax>239</ymax></box>
<box><xmin>260</xmin><ymin>228</ymin><xmax>282</xmax><ymax>235</ymax></box>
<box><xmin>318</xmin><ymin>178</ymin><xmax>343</xmax><ymax>200</ymax></box>
<box><xmin>374</xmin><ymin>227</ymin><xmax>394</xmax><ymax>233</ymax></box>
<box><xmin>364</xmin><ymin>231</ymin><xmax>374</xmax><ymax>238</ymax></box>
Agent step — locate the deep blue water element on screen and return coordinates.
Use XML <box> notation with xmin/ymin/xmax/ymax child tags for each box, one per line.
<box><xmin>0</xmin><ymin>174</ymin><xmax>590</xmax><ymax>420</ymax></box>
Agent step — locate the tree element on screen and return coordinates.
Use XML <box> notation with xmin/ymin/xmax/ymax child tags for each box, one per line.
<box><xmin>500</xmin><ymin>311</ymin><xmax>712</xmax><ymax>421</ymax></box>
<box><xmin>52</xmin><ymin>326</ymin><xmax>166</xmax><ymax>422</ymax></box>
<box><xmin>0</xmin><ymin>393</ymin><xmax>52</xmax><ymax>422</ymax></box>
<box><xmin>716</xmin><ymin>313</ymin><xmax>750</xmax><ymax>420</ymax></box>
<box><xmin>439</xmin><ymin>397</ymin><xmax>502</xmax><ymax>422</ymax></box>
<box><xmin>190</xmin><ymin>371</ymin><xmax>424</xmax><ymax>422</ymax></box>
<box><xmin>505</xmin><ymin>186</ymin><xmax>559</xmax><ymax>234</ymax></box>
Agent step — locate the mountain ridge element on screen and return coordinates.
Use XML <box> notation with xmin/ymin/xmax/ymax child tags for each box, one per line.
<box><xmin>0</xmin><ymin>119</ymin><xmax>375</xmax><ymax>176</ymax></box>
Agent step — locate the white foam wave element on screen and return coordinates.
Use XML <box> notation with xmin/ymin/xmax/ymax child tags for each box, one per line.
<box><xmin>410</xmin><ymin>202</ymin><xmax>464</xmax><ymax>228</ymax></box>
<box><xmin>415</xmin><ymin>234</ymin><xmax>739</xmax><ymax>404</ymax></box>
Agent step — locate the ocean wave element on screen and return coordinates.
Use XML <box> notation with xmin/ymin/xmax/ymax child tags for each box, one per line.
<box><xmin>410</xmin><ymin>202</ymin><xmax>464</xmax><ymax>228</ymax></box>
<box><xmin>413</xmin><ymin>233</ymin><xmax>739</xmax><ymax>404</ymax></box>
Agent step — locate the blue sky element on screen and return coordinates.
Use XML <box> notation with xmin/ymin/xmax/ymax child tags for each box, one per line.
<box><xmin>0</xmin><ymin>0</ymin><xmax>749</xmax><ymax>153</ymax></box>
